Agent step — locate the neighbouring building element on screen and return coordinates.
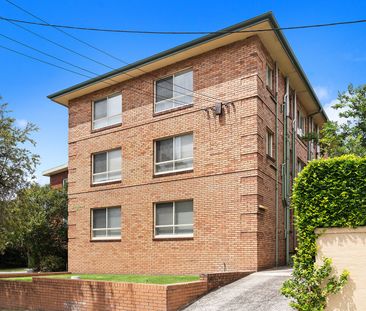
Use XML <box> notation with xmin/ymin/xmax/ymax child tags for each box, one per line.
<box><xmin>43</xmin><ymin>164</ymin><xmax>68</xmax><ymax>189</ymax></box>
<box><xmin>48</xmin><ymin>12</ymin><xmax>327</xmax><ymax>274</ymax></box>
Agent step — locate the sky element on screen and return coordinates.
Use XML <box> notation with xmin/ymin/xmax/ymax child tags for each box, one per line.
<box><xmin>0</xmin><ymin>0</ymin><xmax>365</xmax><ymax>184</ymax></box>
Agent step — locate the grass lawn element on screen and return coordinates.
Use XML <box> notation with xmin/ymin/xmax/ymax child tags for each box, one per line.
<box><xmin>0</xmin><ymin>267</ymin><xmax>27</xmax><ymax>273</ymax></box>
<box><xmin>3</xmin><ymin>274</ymin><xmax>200</xmax><ymax>284</ymax></box>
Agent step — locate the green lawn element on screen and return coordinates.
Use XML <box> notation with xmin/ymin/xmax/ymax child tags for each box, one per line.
<box><xmin>0</xmin><ymin>267</ymin><xmax>27</xmax><ymax>273</ymax></box>
<box><xmin>3</xmin><ymin>274</ymin><xmax>200</xmax><ymax>284</ymax></box>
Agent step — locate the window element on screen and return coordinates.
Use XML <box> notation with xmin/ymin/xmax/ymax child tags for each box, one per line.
<box><xmin>92</xmin><ymin>207</ymin><xmax>121</xmax><ymax>239</ymax></box>
<box><xmin>155</xmin><ymin>134</ymin><xmax>193</xmax><ymax>174</ymax></box>
<box><xmin>297</xmin><ymin>110</ymin><xmax>305</xmax><ymax>137</ymax></box>
<box><xmin>93</xmin><ymin>93</ymin><xmax>122</xmax><ymax>130</ymax></box>
<box><xmin>266</xmin><ymin>130</ymin><xmax>274</xmax><ymax>158</ymax></box>
<box><xmin>92</xmin><ymin>149</ymin><xmax>121</xmax><ymax>184</ymax></box>
<box><xmin>62</xmin><ymin>178</ymin><xmax>68</xmax><ymax>188</ymax></box>
<box><xmin>297</xmin><ymin>159</ymin><xmax>306</xmax><ymax>174</ymax></box>
<box><xmin>266</xmin><ymin>64</ymin><xmax>273</xmax><ymax>90</ymax></box>
<box><xmin>155</xmin><ymin>70</ymin><xmax>193</xmax><ymax>113</ymax></box>
<box><xmin>154</xmin><ymin>200</ymin><xmax>193</xmax><ymax>238</ymax></box>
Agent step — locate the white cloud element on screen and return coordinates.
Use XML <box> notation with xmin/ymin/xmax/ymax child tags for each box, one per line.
<box><xmin>314</xmin><ymin>86</ymin><xmax>330</xmax><ymax>102</ymax></box>
<box><xmin>324</xmin><ymin>99</ymin><xmax>347</xmax><ymax>124</ymax></box>
<box><xmin>16</xmin><ymin>119</ymin><xmax>28</xmax><ymax>128</ymax></box>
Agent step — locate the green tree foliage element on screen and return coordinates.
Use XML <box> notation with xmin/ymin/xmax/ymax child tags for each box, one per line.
<box><xmin>0</xmin><ymin>100</ymin><xmax>39</xmax><ymax>251</ymax></box>
<box><xmin>4</xmin><ymin>184</ymin><xmax>68</xmax><ymax>270</ymax></box>
<box><xmin>282</xmin><ymin>155</ymin><xmax>366</xmax><ymax>310</ymax></box>
<box><xmin>320</xmin><ymin>84</ymin><xmax>366</xmax><ymax>157</ymax></box>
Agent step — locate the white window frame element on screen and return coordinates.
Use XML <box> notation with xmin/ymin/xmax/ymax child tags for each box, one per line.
<box><xmin>62</xmin><ymin>178</ymin><xmax>68</xmax><ymax>188</ymax></box>
<box><xmin>154</xmin><ymin>69</ymin><xmax>193</xmax><ymax>113</ymax></box>
<box><xmin>266</xmin><ymin>130</ymin><xmax>274</xmax><ymax>158</ymax></box>
<box><xmin>297</xmin><ymin>159</ymin><xmax>306</xmax><ymax>174</ymax></box>
<box><xmin>154</xmin><ymin>200</ymin><xmax>193</xmax><ymax>239</ymax></box>
<box><xmin>92</xmin><ymin>149</ymin><xmax>122</xmax><ymax>184</ymax></box>
<box><xmin>154</xmin><ymin>134</ymin><xmax>193</xmax><ymax>175</ymax></box>
<box><xmin>297</xmin><ymin>109</ymin><xmax>306</xmax><ymax>135</ymax></box>
<box><xmin>91</xmin><ymin>207</ymin><xmax>121</xmax><ymax>240</ymax></box>
<box><xmin>266</xmin><ymin>64</ymin><xmax>273</xmax><ymax>90</ymax></box>
<box><xmin>92</xmin><ymin>93</ymin><xmax>122</xmax><ymax>130</ymax></box>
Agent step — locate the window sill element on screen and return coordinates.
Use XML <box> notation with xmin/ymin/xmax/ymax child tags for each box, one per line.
<box><xmin>153</xmin><ymin>236</ymin><xmax>193</xmax><ymax>241</ymax></box>
<box><xmin>153</xmin><ymin>169</ymin><xmax>193</xmax><ymax>178</ymax></box>
<box><xmin>153</xmin><ymin>104</ymin><xmax>193</xmax><ymax>117</ymax></box>
<box><xmin>91</xmin><ymin>179</ymin><xmax>122</xmax><ymax>187</ymax></box>
<box><xmin>90</xmin><ymin>238</ymin><xmax>121</xmax><ymax>242</ymax></box>
<box><xmin>91</xmin><ymin>122</ymin><xmax>122</xmax><ymax>133</ymax></box>
<box><xmin>266</xmin><ymin>86</ymin><xmax>274</xmax><ymax>96</ymax></box>
<box><xmin>266</xmin><ymin>154</ymin><xmax>276</xmax><ymax>162</ymax></box>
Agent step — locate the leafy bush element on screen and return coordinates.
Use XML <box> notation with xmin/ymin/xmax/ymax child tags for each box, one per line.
<box><xmin>282</xmin><ymin>155</ymin><xmax>366</xmax><ymax>310</ymax></box>
<box><xmin>39</xmin><ymin>255</ymin><xmax>65</xmax><ymax>272</ymax></box>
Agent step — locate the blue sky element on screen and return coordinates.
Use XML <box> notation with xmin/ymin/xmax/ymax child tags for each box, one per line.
<box><xmin>0</xmin><ymin>0</ymin><xmax>365</xmax><ymax>184</ymax></box>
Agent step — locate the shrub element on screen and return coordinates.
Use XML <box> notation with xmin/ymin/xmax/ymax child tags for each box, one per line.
<box><xmin>282</xmin><ymin>155</ymin><xmax>366</xmax><ymax>310</ymax></box>
<box><xmin>39</xmin><ymin>255</ymin><xmax>65</xmax><ymax>272</ymax></box>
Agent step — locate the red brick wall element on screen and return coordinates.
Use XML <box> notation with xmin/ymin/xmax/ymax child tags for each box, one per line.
<box><xmin>0</xmin><ymin>272</ymin><xmax>251</xmax><ymax>311</ymax></box>
<box><xmin>66</xmin><ymin>34</ymin><xmax>317</xmax><ymax>274</ymax></box>
<box><xmin>50</xmin><ymin>170</ymin><xmax>68</xmax><ymax>189</ymax></box>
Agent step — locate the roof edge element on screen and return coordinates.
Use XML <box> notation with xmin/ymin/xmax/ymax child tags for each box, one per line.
<box><xmin>42</xmin><ymin>163</ymin><xmax>68</xmax><ymax>177</ymax></box>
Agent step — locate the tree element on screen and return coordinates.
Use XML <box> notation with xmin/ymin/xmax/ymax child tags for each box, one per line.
<box><xmin>320</xmin><ymin>84</ymin><xmax>366</xmax><ymax>157</ymax></box>
<box><xmin>4</xmin><ymin>184</ymin><xmax>68</xmax><ymax>270</ymax></box>
<box><xmin>0</xmin><ymin>100</ymin><xmax>39</xmax><ymax>251</ymax></box>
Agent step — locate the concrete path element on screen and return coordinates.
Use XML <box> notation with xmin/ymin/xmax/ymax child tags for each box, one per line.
<box><xmin>184</xmin><ymin>268</ymin><xmax>293</xmax><ymax>311</ymax></box>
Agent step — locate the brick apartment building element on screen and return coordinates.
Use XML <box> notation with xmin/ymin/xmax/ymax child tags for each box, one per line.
<box><xmin>43</xmin><ymin>164</ymin><xmax>68</xmax><ymax>189</ymax></box>
<box><xmin>48</xmin><ymin>12</ymin><xmax>326</xmax><ymax>274</ymax></box>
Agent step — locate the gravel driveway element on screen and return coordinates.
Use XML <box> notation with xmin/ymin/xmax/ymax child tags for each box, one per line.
<box><xmin>184</xmin><ymin>267</ymin><xmax>293</xmax><ymax>311</ymax></box>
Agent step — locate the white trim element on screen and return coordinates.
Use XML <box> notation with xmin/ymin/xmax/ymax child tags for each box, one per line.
<box><xmin>154</xmin><ymin>69</ymin><xmax>193</xmax><ymax>113</ymax></box>
<box><xmin>92</xmin><ymin>149</ymin><xmax>122</xmax><ymax>184</ymax></box>
<box><xmin>42</xmin><ymin>163</ymin><xmax>68</xmax><ymax>176</ymax></box>
<box><xmin>154</xmin><ymin>200</ymin><xmax>193</xmax><ymax>238</ymax></box>
<box><xmin>92</xmin><ymin>93</ymin><xmax>122</xmax><ymax>130</ymax></box>
<box><xmin>91</xmin><ymin>207</ymin><xmax>121</xmax><ymax>239</ymax></box>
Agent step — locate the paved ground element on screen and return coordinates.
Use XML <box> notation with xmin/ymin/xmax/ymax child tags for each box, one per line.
<box><xmin>184</xmin><ymin>267</ymin><xmax>293</xmax><ymax>311</ymax></box>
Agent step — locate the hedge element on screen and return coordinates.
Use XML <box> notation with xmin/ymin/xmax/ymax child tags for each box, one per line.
<box><xmin>282</xmin><ymin>155</ymin><xmax>365</xmax><ymax>310</ymax></box>
<box><xmin>293</xmin><ymin>154</ymin><xmax>366</xmax><ymax>268</ymax></box>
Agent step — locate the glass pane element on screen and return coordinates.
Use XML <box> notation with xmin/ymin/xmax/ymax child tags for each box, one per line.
<box><xmin>108</xmin><ymin>150</ymin><xmax>121</xmax><ymax>172</ymax></box>
<box><xmin>93</xmin><ymin>172</ymin><xmax>107</xmax><ymax>183</ymax></box>
<box><xmin>175</xmin><ymin>225</ymin><xmax>193</xmax><ymax>235</ymax></box>
<box><xmin>108</xmin><ymin>208</ymin><xmax>121</xmax><ymax>228</ymax></box>
<box><xmin>94</xmin><ymin>99</ymin><xmax>107</xmax><ymax>120</ymax></box>
<box><xmin>155</xmin><ymin>99</ymin><xmax>174</xmax><ymax>112</ymax></box>
<box><xmin>174</xmin><ymin>159</ymin><xmax>193</xmax><ymax>170</ymax></box>
<box><xmin>108</xmin><ymin>114</ymin><xmax>122</xmax><ymax>126</ymax></box>
<box><xmin>156</xmin><ymin>203</ymin><xmax>173</xmax><ymax>226</ymax></box>
<box><xmin>175</xmin><ymin>95</ymin><xmax>193</xmax><ymax>107</ymax></box>
<box><xmin>156</xmin><ymin>77</ymin><xmax>173</xmax><ymax>102</ymax></box>
<box><xmin>107</xmin><ymin>229</ymin><xmax>121</xmax><ymax>237</ymax></box>
<box><xmin>93</xmin><ymin>230</ymin><xmax>106</xmax><ymax>237</ymax></box>
<box><xmin>174</xmin><ymin>71</ymin><xmax>193</xmax><ymax>97</ymax></box>
<box><xmin>108</xmin><ymin>170</ymin><xmax>121</xmax><ymax>180</ymax></box>
<box><xmin>93</xmin><ymin>153</ymin><xmax>107</xmax><ymax>174</ymax></box>
<box><xmin>175</xmin><ymin>201</ymin><xmax>193</xmax><ymax>225</ymax></box>
<box><xmin>108</xmin><ymin>94</ymin><xmax>122</xmax><ymax>116</ymax></box>
<box><xmin>93</xmin><ymin>209</ymin><xmax>106</xmax><ymax>229</ymax></box>
<box><xmin>156</xmin><ymin>227</ymin><xmax>173</xmax><ymax>236</ymax></box>
<box><xmin>175</xmin><ymin>134</ymin><xmax>193</xmax><ymax>159</ymax></box>
<box><xmin>155</xmin><ymin>163</ymin><xmax>174</xmax><ymax>173</ymax></box>
<box><xmin>93</xmin><ymin>118</ymin><xmax>108</xmax><ymax>130</ymax></box>
<box><xmin>156</xmin><ymin>139</ymin><xmax>173</xmax><ymax>163</ymax></box>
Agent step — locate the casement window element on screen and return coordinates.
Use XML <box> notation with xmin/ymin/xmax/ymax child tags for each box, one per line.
<box><xmin>266</xmin><ymin>64</ymin><xmax>273</xmax><ymax>90</ymax></box>
<box><xmin>92</xmin><ymin>149</ymin><xmax>121</xmax><ymax>184</ymax></box>
<box><xmin>266</xmin><ymin>129</ymin><xmax>274</xmax><ymax>158</ymax></box>
<box><xmin>154</xmin><ymin>200</ymin><xmax>193</xmax><ymax>238</ymax></box>
<box><xmin>92</xmin><ymin>207</ymin><xmax>121</xmax><ymax>239</ymax></box>
<box><xmin>92</xmin><ymin>93</ymin><xmax>122</xmax><ymax>130</ymax></box>
<box><xmin>155</xmin><ymin>134</ymin><xmax>193</xmax><ymax>174</ymax></box>
<box><xmin>155</xmin><ymin>70</ymin><xmax>193</xmax><ymax>113</ymax></box>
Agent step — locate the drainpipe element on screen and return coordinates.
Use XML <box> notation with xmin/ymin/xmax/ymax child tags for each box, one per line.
<box><xmin>292</xmin><ymin>92</ymin><xmax>297</xmax><ymax>253</ymax></box>
<box><xmin>275</xmin><ymin>62</ymin><xmax>279</xmax><ymax>267</ymax></box>
<box><xmin>283</xmin><ymin>77</ymin><xmax>290</xmax><ymax>266</ymax></box>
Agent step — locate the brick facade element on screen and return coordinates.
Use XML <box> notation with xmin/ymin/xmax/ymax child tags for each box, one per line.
<box><xmin>50</xmin><ymin>170</ymin><xmax>68</xmax><ymax>189</ymax></box>
<box><xmin>63</xmin><ymin>34</ymin><xmax>321</xmax><ymax>274</ymax></box>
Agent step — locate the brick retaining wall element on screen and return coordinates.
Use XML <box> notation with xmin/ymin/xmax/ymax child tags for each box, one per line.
<box><xmin>0</xmin><ymin>271</ymin><xmax>251</xmax><ymax>311</ymax></box>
